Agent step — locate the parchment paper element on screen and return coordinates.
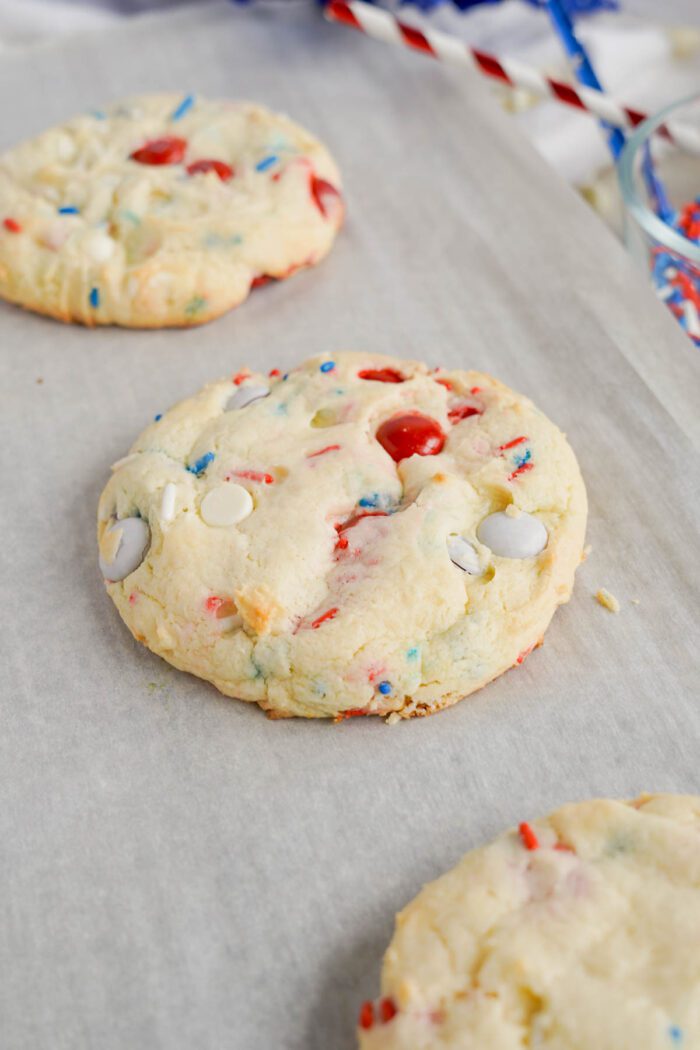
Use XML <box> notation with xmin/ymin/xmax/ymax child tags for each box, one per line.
<box><xmin>1</xmin><ymin>4</ymin><xmax>699</xmax><ymax>1048</ymax></box>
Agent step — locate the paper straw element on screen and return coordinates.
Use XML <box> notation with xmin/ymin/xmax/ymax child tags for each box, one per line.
<box><xmin>325</xmin><ymin>0</ymin><xmax>700</xmax><ymax>155</ymax></box>
<box><xmin>543</xmin><ymin>0</ymin><xmax>625</xmax><ymax>160</ymax></box>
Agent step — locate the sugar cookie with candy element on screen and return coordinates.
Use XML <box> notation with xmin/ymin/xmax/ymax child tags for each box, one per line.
<box><xmin>0</xmin><ymin>93</ymin><xmax>343</xmax><ymax>327</ymax></box>
<box><xmin>356</xmin><ymin>793</ymin><xmax>700</xmax><ymax>1048</ymax></box>
<box><xmin>97</xmin><ymin>351</ymin><xmax>586</xmax><ymax>718</ymax></box>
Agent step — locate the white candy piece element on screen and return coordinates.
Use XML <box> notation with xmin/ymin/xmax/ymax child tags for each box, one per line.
<box><xmin>160</xmin><ymin>482</ymin><xmax>177</xmax><ymax>523</ymax></box>
<box><xmin>84</xmin><ymin>230</ymin><xmax>115</xmax><ymax>262</ymax></box>
<box><xmin>447</xmin><ymin>535</ymin><xmax>483</xmax><ymax>575</ymax></box>
<box><xmin>477</xmin><ymin>510</ymin><xmax>547</xmax><ymax>559</ymax></box>
<box><xmin>225</xmin><ymin>384</ymin><xmax>270</xmax><ymax>412</ymax></box>
<box><xmin>99</xmin><ymin>517</ymin><xmax>150</xmax><ymax>581</ymax></box>
<box><xmin>200</xmin><ymin>484</ymin><xmax>253</xmax><ymax>527</ymax></box>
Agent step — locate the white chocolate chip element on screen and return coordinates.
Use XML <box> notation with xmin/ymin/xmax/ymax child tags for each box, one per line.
<box><xmin>477</xmin><ymin>511</ymin><xmax>547</xmax><ymax>559</ymax></box>
<box><xmin>160</xmin><ymin>482</ymin><xmax>177</xmax><ymax>523</ymax></box>
<box><xmin>84</xmin><ymin>230</ymin><xmax>115</xmax><ymax>262</ymax></box>
<box><xmin>200</xmin><ymin>484</ymin><xmax>253</xmax><ymax>527</ymax></box>
<box><xmin>225</xmin><ymin>384</ymin><xmax>269</xmax><ymax>411</ymax></box>
<box><xmin>99</xmin><ymin>517</ymin><xmax>150</xmax><ymax>581</ymax></box>
<box><xmin>447</xmin><ymin>535</ymin><xmax>484</xmax><ymax>575</ymax></box>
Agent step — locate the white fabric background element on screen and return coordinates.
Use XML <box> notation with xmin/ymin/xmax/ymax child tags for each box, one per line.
<box><xmin>1</xmin><ymin>4</ymin><xmax>699</xmax><ymax>1049</ymax></box>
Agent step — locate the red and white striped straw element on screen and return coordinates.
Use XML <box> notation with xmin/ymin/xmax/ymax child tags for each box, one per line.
<box><xmin>326</xmin><ymin>0</ymin><xmax>700</xmax><ymax>155</ymax></box>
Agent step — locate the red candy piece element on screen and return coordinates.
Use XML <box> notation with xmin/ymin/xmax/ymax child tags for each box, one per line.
<box><xmin>269</xmin><ymin>368</ymin><xmax>281</xmax><ymax>378</ymax></box>
<box><xmin>310</xmin><ymin>175</ymin><xmax>342</xmax><ymax>219</ymax></box>
<box><xmin>448</xmin><ymin>404</ymin><xmax>481</xmax><ymax>424</ymax></box>
<box><xmin>376</xmin><ymin>413</ymin><xmax>445</xmax><ymax>463</ymax></box>
<box><xmin>379</xmin><ymin>998</ymin><xmax>397</xmax><ymax>1024</ymax></box>
<box><xmin>3</xmin><ymin>217</ymin><xmax>21</xmax><ymax>233</ymax></box>
<box><xmin>358</xmin><ymin>367</ymin><xmax>406</xmax><ymax>384</ymax></box>
<box><xmin>358</xmin><ymin>1002</ymin><xmax>374</xmax><ymax>1030</ymax></box>
<box><xmin>186</xmin><ymin>158</ymin><xmax>234</xmax><ymax>181</ymax></box>
<box><xmin>519</xmin><ymin>822</ymin><xmax>539</xmax><ymax>851</ymax></box>
<box><xmin>130</xmin><ymin>136</ymin><xmax>187</xmax><ymax>166</ymax></box>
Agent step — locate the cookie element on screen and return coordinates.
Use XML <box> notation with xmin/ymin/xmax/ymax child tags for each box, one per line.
<box><xmin>97</xmin><ymin>351</ymin><xmax>586</xmax><ymax>718</ymax></box>
<box><xmin>357</xmin><ymin>794</ymin><xmax>700</xmax><ymax>1048</ymax></box>
<box><xmin>0</xmin><ymin>93</ymin><xmax>343</xmax><ymax>327</ymax></box>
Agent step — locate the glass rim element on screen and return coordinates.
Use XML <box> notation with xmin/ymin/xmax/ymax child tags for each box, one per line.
<box><xmin>617</xmin><ymin>90</ymin><xmax>700</xmax><ymax>265</ymax></box>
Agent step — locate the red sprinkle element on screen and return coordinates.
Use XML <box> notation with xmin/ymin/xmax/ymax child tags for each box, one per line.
<box><xmin>251</xmin><ymin>275</ymin><xmax>273</xmax><ymax>290</ymax></box>
<box><xmin>205</xmin><ymin>596</ymin><xmax>225</xmax><ymax>614</ymax></box>
<box><xmin>435</xmin><ymin>378</ymin><xmax>453</xmax><ymax>391</ymax></box>
<box><xmin>516</xmin><ymin>642</ymin><xmax>536</xmax><ymax>665</ymax></box>
<box><xmin>310</xmin><ymin>174</ymin><xmax>342</xmax><ymax>219</ymax></box>
<box><xmin>130</xmin><ymin>136</ymin><xmax>187</xmax><ymax>166</ymax></box>
<box><xmin>508</xmin><ymin>462</ymin><xmax>534</xmax><ymax>482</ymax></box>
<box><xmin>3</xmin><ymin>217</ymin><xmax>21</xmax><ymax>233</ymax></box>
<box><xmin>498</xmin><ymin>436</ymin><xmax>528</xmax><ymax>452</ymax></box>
<box><xmin>519</xmin><ymin>822</ymin><xmax>539</xmax><ymax>851</ymax></box>
<box><xmin>447</xmin><ymin>404</ymin><xmax>481</xmax><ymax>424</ymax></box>
<box><xmin>307</xmin><ymin>444</ymin><xmax>341</xmax><ymax>458</ymax></box>
<box><xmin>470</xmin><ymin>386</ymin><xmax>482</xmax><ymax>395</ymax></box>
<box><xmin>335</xmin><ymin>511</ymin><xmax>388</xmax><ymax>550</ymax></box>
<box><xmin>269</xmin><ymin>368</ymin><xmax>281</xmax><ymax>378</ymax></box>
<box><xmin>229</xmin><ymin>469</ymin><xmax>274</xmax><ymax>485</ymax></box>
<box><xmin>311</xmin><ymin>607</ymin><xmax>339</xmax><ymax>629</ymax></box>
<box><xmin>232</xmin><ymin>371</ymin><xmax>249</xmax><ymax>385</ymax></box>
<box><xmin>128</xmin><ymin>592</ymin><xmax>138</xmax><ymax>606</ymax></box>
<box><xmin>358</xmin><ymin>1002</ymin><xmax>374</xmax><ymax>1030</ymax></box>
<box><xmin>186</xmin><ymin>158</ymin><xmax>233</xmax><ymax>181</ymax></box>
<box><xmin>376</xmin><ymin>413</ymin><xmax>445</xmax><ymax>463</ymax></box>
<box><xmin>336</xmin><ymin>708</ymin><xmax>370</xmax><ymax>721</ymax></box>
<box><xmin>358</xmin><ymin>367</ymin><xmax>405</xmax><ymax>384</ymax></box>
<box><xmin>379</xmin><ymin>998</ymin><xmax>397</xmax><ymax>1024</ymax></box>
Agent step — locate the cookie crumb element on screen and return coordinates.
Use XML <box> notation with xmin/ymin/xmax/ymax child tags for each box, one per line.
<box><xmin>36</xmin><ymin>377</ymin><xmax>44</xmax><ymax>384</ymax></box>
<box><xmin>630</xmin><ymin>598</ymin><xmax>640</xmax><ymax>605</ymax></box>
<box><xmin>596</xmin><ymin>588</ymin><xmax>620</xmax><ymax>613</ymax></box>
<box><xmin>385</xmin><ymin>712</ymin><xmax>401</xmax><ymax>726</ymax></box>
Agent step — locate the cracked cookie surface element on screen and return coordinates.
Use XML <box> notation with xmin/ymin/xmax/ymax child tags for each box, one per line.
<box><xmin>357</xmin><ymin>794</ymin><xmax>700</xmax><ymax>1048</ymax></box>
<box><xmin>97</xmin><ymin>351</ymin><xmax>586</xmax><ymax>718</ymax></box>
<box><xmin>0</xmin><ymin>93</ymin><xmax>342</xmax><ymax>327</ymax></box>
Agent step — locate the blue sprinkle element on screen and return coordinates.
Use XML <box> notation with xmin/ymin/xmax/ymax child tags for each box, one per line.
<box><xmin>407</xmin><ymin>647</ymin><xmax>419</xmax><ymax>661</ymax></box>
<box><xmin>171</xmin><ymin>94</ymin><xmax>195</xmax><ymax>121</ymax></box>
<box><xmin>359</xmin><ymin>495</ymin><xmax>378</xmax><ymax>509</ymax></box>
<box><xmin>282</xmin><ymin>374</ymin><xmax>289</xmax><ymax>381</ymax></box>
<box><xmin>669</xmin><ymin>1026</ymin><xmax>683</xmax><ymax>1045</ymax></box>
<box><xmin>187</xmin><ymin>451</ymin><xmax>215</xmax><ymax>476</ymax></box>
<box><xmin>320</xmin><ymin>361</ymin><xmax>335</xmax><ymax>373</ymax></box>
<box><xmin>154</xmin><ymin>414</ymin><xmax>162</xmax><ymax>422</ymax></box>
<box><xmin>90</xmin><ymin>110</ymin><xmax>107</xmax><ymax>120</ymax></box>
<box><xmin>58</xmin><ymin>205</ymin><xmax>80</xmax><ymax>215</ymax></box>
<box><xmin>378</xmin><ymin>681</ymin><xmax>392</xmax><ymax>695</ymax></box>
<box><xmin>89</xmin><ymin>287</ymin><xmax>100</xmax><ymax>309</ymax></box>
<box><xmin>513</xmin><ymin>448</ymin><xmax>532</xmax><ymax>469</ymax></box>
<box><xmin>256</xmin><ymin>155</ymin><xmax>278</xmax><ymax>173</ymax></box>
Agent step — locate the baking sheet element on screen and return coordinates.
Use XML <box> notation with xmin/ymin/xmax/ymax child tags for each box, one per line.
<box><xmin>1</xmin><ymin>4</ymin><xmax>700</xmax><ymax>1048</ymax></box>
